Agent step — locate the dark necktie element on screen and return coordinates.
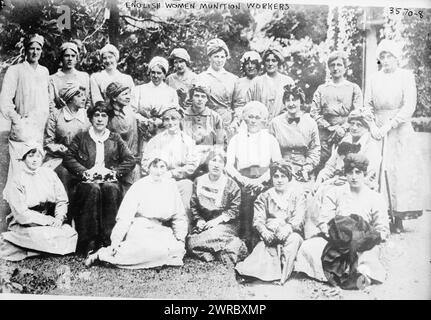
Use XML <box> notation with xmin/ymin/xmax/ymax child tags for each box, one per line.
<box><xmin>287</xmin><ymin>117</ymin><xmax>300</xmax><ymax>124</ymax></box>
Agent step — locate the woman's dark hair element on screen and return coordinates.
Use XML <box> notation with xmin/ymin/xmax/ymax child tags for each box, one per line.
<box><xmin>241</xmin><ymin>58</ymin><xmax>261</xmax><ymax>74</ymax></box>
<box><xmin>148</xmin><ymin>158</ymin><xmax>168</xmax><ymax>169</ymax></box>
<box><xmin>269</xmin><ymin>161</ymin><xmax>293</xmax><ymax>181</ymax></box>
<box><xmin>205</xmin><ymin>150</ymin><xmax>226</xmax><ymax>166</ymax></box>
<box><xmin>21</xmin><ymin>148</ymin><xmax>38</xmax><ymax>161</ymax></box>
<box><xmin>344</xmin><ymin>153</ymin><xmax>369</xmax><ymax>174</ymax></box>
<box><xmin>189</xmin><ymin>85</ymin><xmax>209</xmax><ymax>101</ymax></box>
<box><xmin>87</xmin><ymin>101</ymin><xmax>114</xmax><ymax>120</ymax></box>
<box><xmin>337</xmin><ymin>142</ymin><xmax>361</xmax><ymax>157</ymax></box>
<box><xmin>282</xmin><ymin>84</ymin><xmax>305</xmax><ymax>105</ymax></box>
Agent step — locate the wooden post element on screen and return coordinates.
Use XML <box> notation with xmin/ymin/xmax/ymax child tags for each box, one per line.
<box><xmin>107</xmin><ymin>0</ymin><xmax>120</xmax><ymax>46</ymax></box>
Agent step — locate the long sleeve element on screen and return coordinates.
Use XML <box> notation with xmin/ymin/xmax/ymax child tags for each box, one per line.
<box><xmin>363</xmin><ymin>78</ymin><xmax>375</xmax><ymax>115</ymax></box>
<box><xmin>52</xmin><ymin>171</ymin><xmax>69</xmax><ymax>221</ymax></box>
<box><xmin>63</xmin><ymin>133</ymin><xmax>89</xmax><ymax>178</ymax></box>
<box><xmin>317</xmin><ymin>147</ymin><xmax>338</xmax><ymax>181</ymax></box>
<box><xmin>225</xmin><ymin>135</ymin><xmax>242</xmax><ymax>181</ymax></box>
<box><xmin>214</xmin><ymin>114</ymin><xmax>225</xmax><ymax>145</ymax></box>
<box><xmin>110</xmin><ymin>135</ymin><xmax>136</xmax><ymax>179</ymax></box>
<box><xmin>221</xmin><ymin>179</ymin><xmax>241</xmax><ymax>222</ymax></box>
<box><xmin>6</xmin><ymin>181</ymin><xmax>54</xmax><ymax>226</ymax></box>
<box><xmin>190</xmin><ymin>180</ymin><xmax>205</xmax><ymax>225</ymax></box>
<box><xmin>170</xmin><ymin>184</ymin><xmax>188</xmax><ymax>241</ymax></box>
<box><xmin>90</xmin><ymin>73</ymin><xmax>104</xmax><ymax>105</ymax></box>
<box><xmin>310</xmin><ymin>87</ymin><xmax>330</xmax><ymax>129</ymax></box>
<box><xmin>232</xmin><ymin>80</ymin><xmax>246</xmax><ymax>110</ymax></box>
<box><xmin>305</xmin><ymin>120</ymin><xmax>321</xmax><ymax>168</ymax></box>
<box><xmin>44</xmin><ymin>109</ymin><xmax>60</xmax><ymax>148</ymax></box>
<box><xmin>390</xmin><ymin>70</ymin><xmax>417</xmax><ymax>128</ymax></box>
<box><xmin>370</xmin><ymin>192</ymin><xmax>390</xmax><ymax>240</ymax></box>
<box><xmin>352</xmin><ymin>83</ymin><xmax>363</xmax><ymax>110</ymax></box>
<box><xmin>0</xmin><ymin>66</ymin><xmax>20</xmax><ymax>122</ymax></box>
<box><xmin>170</xmin><ymin>137</ymin><xmax>199</xmax><ymax>180</ymax></box>
<box><xmin>288</xmin><ymin>187</ymin><xmax>306</xmax><ymax>232</ymax></box>
<box><xmin>253</xmin><ymin>192</ymin><xmax>268</xmax><ymax>235</ymax></box>
<box><xmin>318</xmin><ymin>188</ymin><xmax>338</xmax><ymax>228</ymax></box>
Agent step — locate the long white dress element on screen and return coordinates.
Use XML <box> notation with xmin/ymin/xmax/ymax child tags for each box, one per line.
<box><xmin>96</xmin><ymin>176</ymin><xmax>188</xmax><ymax>269</ymax></box>
<box><xmin>364</xmin><ymin>68</ymin><xmax>423</xmax><ymax>213</ymax></box>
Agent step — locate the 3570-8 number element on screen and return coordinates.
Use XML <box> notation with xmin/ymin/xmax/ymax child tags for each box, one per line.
<box><xmin>389</xmin><ymin>7</ymin><xmax>424</xmax><ymax>18</ymax></box>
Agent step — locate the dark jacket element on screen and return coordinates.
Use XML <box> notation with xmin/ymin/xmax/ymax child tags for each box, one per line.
<box><xmin>63</xmin><ymin>130</ymin><xmax>135</xmax><ymax>181</ymax></box>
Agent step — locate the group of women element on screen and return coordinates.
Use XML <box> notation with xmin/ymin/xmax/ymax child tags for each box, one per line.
<box><xmin>0</xmin><ymin>33</ymin><xmax>423</xmax><ymax>289</ymax></box>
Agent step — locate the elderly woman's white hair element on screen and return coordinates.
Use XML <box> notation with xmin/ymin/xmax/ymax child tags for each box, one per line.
<box><xmin>242</xmin><ymin>101</ymin><xmax>269</xmax><ymax>120</ymax></box>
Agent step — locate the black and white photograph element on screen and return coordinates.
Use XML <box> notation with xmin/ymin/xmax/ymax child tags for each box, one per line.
<box><xmin>0</xmin><ymin>0</ymin><xmax>430</xmax><ymax>301</ymax></box>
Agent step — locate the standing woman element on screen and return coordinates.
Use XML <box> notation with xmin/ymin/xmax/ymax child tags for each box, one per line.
<box><xmin>166</xmin><ymin>48</ymin><xmax>198</xmax><ymax>108</ymax></box>
<box><xmin>187</xmin><ymin>151</ymin><xmax>247</xmax><ymax>264</ymax></box>
<box><xmin>90</xmin><ymin>44</ymin><xmax>135</xmax><ymax>105</ymax></box>
<box><xmin>311</xmin><ymin>51</ymin><xmax>363</xmax><ymax>171</ymax></box>
<box><xmin>364</xmin><ymin>39</ymin><xmax>423</xmax><ymax>232</ymax></box>
<box><xmin>197</xmin><ymin>38</ymin><xmax>238</xmax><ymax>139</ymax></box>
<box><xmin>232</xmin><ymin>51</ymin><xmax>262</xmax><ymax>130</ymax></box>
<box><xmin>226</xmin><ymin>101</ymin><xmax>282</xmax><ymax>250</ymax></box>
<box><xmin>105</xmin><ymin>82</ymin><xmax>143</xmax><ymax>188</ymax></box>
<box><xmin>132</xmin><ymin>56</ymin><xmax>179</xmax><ymax>121</ymax></box>
<box><xmin>0</xmin><ymin>142</ymin><xmax>77</xmax><ymax>261</ymax></box>
<box><xmin>0</xmin><ymin>34</ymin><xmax>50</xmax><ymax>197</ymax></box>
<box><xmin>63</xmin><ymin>103</ymin><xmax>135</xmax><ymax>255</ymax></box>
<box><xmin>246</xmin><ymin>47</ymin><xmax>295</xmax><ymax>121</ymax></box>
<box><xmin>44</xmin><ymin>82</ymin><xmax>91</xmax><ymax>197</ymax></box>
<box><xmin>49</xmin><ymin>41</ymin><xmax>91</xmax><ymax>111</ymax></box>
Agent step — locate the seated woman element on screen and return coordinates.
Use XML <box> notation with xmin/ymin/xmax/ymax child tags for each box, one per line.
<box><xmin>235</xmin><ymin>161</ymin><xmax>305</xmax><ymax>285</ymax></box>
<box><xmin>315</xmin><ymin>109</ymin><xmax>381</xmax><ymax>190</ymax></box>
<box><xmin>63</xmin><ymin>103</ymin><xmax>135</xmax><ymax>255</ymax></box>
<box><xmin>44</xmin><ymin>82</ymin><xmax>91</xmax><ymax>197</ymax></box>
<box><xmin>0</xmin><ymin>142</ymin><xmax>77</xmax><ymax>261</ymax></box>
<box><xmin>294</xmin><ymin>154</ymin><xmax>389</xmax><ymax>287</ymax></box>
<box><xmin>305</xmin><ymin>110</ymin><xmax>381</xmax><ymax>238</ymax></box>
<box><xmin>269</xmin><ymin>84</ymin><xmax>320</xmax><ymax>185</ymax></box>
<box><xmin>183</xmin><ymin>83</ymin><xmax>224</xmax><ymax>171</ymax></box>
<box><xmin>84</xmin><ymin>158</ymin><xmax>188</xmax><ymax>269</ymax></box>
<box><xmin>226</xmin><ymin>101</ymin><xmax>282</xmax><ymax>250</ymax></box>
<box><xmin>187</xmin><ymin>150</ymin><xmax>247</xmax><ymax>265</ymax></box>
<box><xmin>141</xmin><ymin>107</ymin><xmax>200</xmax><ymax>228</ymax></box>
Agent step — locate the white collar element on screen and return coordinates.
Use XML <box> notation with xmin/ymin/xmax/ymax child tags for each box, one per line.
<box><xmin>89</xmin><ymin>127</ymin><xmax>110</xmax><ymax>143</ymax></box>
<box><xmin>63</xmin><ymin>106</ymin><xmax>86</xmax><ymax>123</ymax></box>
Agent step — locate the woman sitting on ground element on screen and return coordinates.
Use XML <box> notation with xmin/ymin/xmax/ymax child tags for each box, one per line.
<box><xmin>187</xmin><ymin>150</ymin><xmax>247</xmax><ymax>265</ymax></box>
<box><xmin>63</xmin><ymin>103</ymin><xmax>135</xmax><ymax>256</ymax></box>
<box><xmin>235</xmin><ymin>161</ymin><xmax>305</xmax><ymax>285</ymax></box>
<box><xmin>85</xmin><ymin>157</ymin><xmax>188</xmax><ymax>269</ymax></box>
<box><xmin>0</xmin><ymin>142</ymin><xmax>77</xmax><ymax>261</ymax></box>
<box><xmin>294</xmin><ymin>154</ymin><xmax>390</xmax><ymax>288</ymax></box>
